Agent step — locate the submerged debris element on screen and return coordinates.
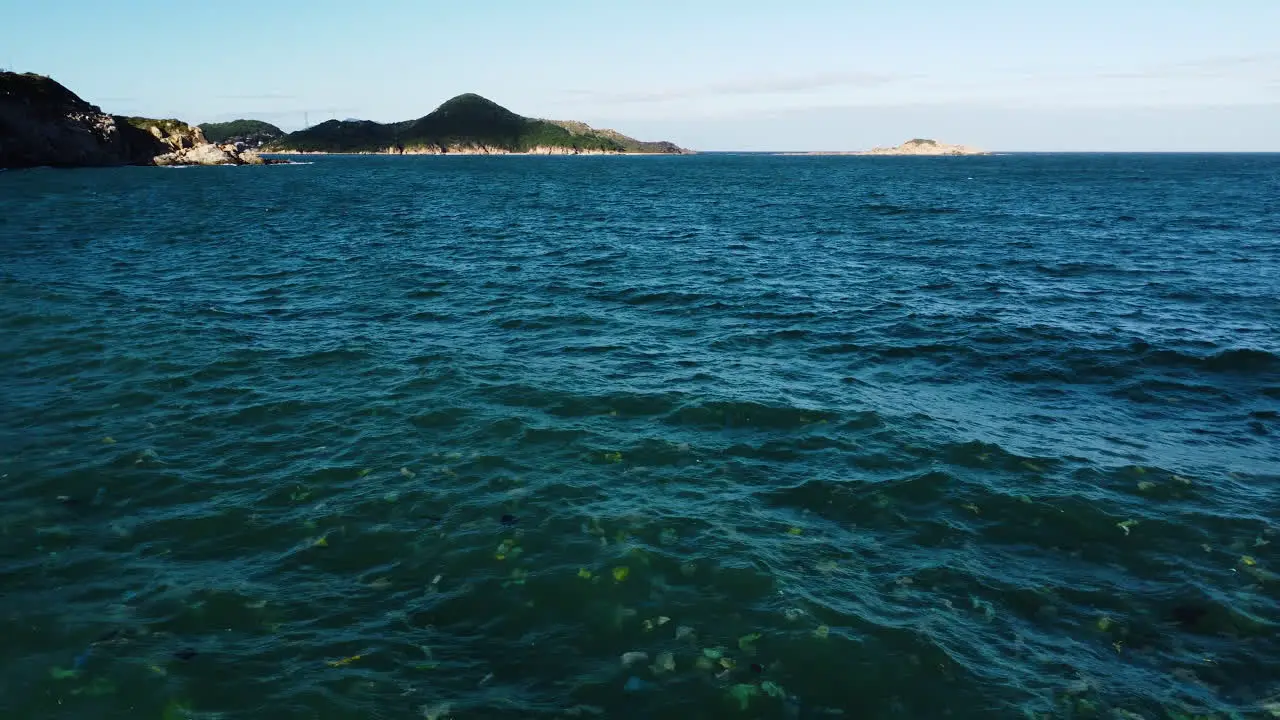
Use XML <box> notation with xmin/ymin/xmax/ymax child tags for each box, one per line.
<box><xmin>620</xmin><ymin>651</ymin><xmax>649</xmax><ymax>667</ymax></box>
<box><xmin>729</xmin><ymin>683</ymin><xmax>760</xmax><ymax>710</ymax></box>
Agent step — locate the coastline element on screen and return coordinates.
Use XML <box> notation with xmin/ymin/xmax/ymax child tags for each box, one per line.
<box><xmin>262</xmin><ymin>148</ymin><xmax>690</xmax><ymax>157</ymax></box>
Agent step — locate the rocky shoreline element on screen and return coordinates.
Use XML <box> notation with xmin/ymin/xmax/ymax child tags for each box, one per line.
<box><xmin>1</xmin><ymin>72</ymin><xmax>286</xmax><ymax>169</ymax></box>
<box><xmin>266</xmin><ymin>146</ymin><xmax>657</xmax><ymax>156</ymax></box>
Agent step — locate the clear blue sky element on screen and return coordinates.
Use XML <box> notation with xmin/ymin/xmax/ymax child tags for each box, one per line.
<box><xmin>4</xmin><ymin>0</ymin><xmax>1278</xmax><ymax>150</ymax></box>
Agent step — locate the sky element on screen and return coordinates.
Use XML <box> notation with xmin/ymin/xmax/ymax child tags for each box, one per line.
<box><xmin>3</xmin><ymin>0</ymin><xmax>1278</xmax><ymax>151</ymax></box>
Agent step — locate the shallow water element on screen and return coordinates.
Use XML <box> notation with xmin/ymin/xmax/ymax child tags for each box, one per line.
<box><xmin>1</xmin><ymin>153</ymin><xmax>1278</xmax><ymax>719</ymax></box>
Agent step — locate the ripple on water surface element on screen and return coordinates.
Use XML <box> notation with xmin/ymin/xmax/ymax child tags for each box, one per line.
<box><xmin>0</xmin><ymin>154</ymin><xmax>1278</xmax><ymax>719</ymax></box>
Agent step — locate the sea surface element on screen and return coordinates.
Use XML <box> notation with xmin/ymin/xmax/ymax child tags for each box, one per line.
<box><xmin>1</xmin><ymin>153</ymin><xmax>1277</xmax><ymax>719</ymax></box>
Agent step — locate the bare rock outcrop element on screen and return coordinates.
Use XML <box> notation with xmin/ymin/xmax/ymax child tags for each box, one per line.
<box><xmin>1</xmin><ymin>71</ymin><xmax>276</xmax><ymax>168</ymax></box>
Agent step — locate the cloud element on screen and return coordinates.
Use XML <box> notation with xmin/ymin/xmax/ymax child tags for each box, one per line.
<box><xmin>1091</xmin><ymin>52</ymin><xmax>1280</xmax><ymax>81</ymax></box>
<box><xmin>566</xmin><ymin>70</ymin><xmax>916</xmax><ymax>104</ymax></box>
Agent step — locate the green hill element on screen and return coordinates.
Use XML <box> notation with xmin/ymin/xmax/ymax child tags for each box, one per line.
<box><xmin>267</xmin><ymin>94</ymin><xmax>687</xmax><ymax>154</ymax></box>
<box><xmin>199</xmin><ymin>119</ymin><xmax>284</xmax><ymax>146</ymax></box>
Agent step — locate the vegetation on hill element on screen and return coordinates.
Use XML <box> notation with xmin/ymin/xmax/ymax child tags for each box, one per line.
<box><xmin>548</xmin><ymin>120</ymin><xmax>685</xmax><ymax>154</ymax></box>
<box><xmin>200</xmin><ymin>119</ymin><xmax>284</xmax><ymax>144</ymax></box>
<box><xmin>267</xmin><ymin>94</ymin><xmax>684</xmax><ymax>154</ymax></box>
<box><xmin>119</xmin><ymin>116</ymin><xmax>193</xmax><ymax>135</ymax></box>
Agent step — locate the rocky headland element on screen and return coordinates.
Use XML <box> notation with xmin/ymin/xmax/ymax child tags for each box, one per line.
<box><xmin>783</xmin><ymin>139</ymin><xmax>989</xmax><ymax>157</ymax></box>
<box><xmin>1</xmin><ymin>72</ymin><xmax>279</xmax><ymax>169</ymax></box>
<box><xmin>266</xmin><ymin>94</ymin><xmax>691</xmax><ymax>155</ymax></box>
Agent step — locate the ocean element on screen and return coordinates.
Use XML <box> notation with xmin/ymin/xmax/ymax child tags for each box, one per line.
<box><xmin>1</xmin><ymin>153</ymin><xmax>1277</xmax><ymax>719</ymax></box>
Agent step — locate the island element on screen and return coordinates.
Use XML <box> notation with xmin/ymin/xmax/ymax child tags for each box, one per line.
<box><xmin>199</xmin><ymin>119</ymin><xmax>285</xmax><ymax>149</ymax></box>
<box><xmin>266</xmin><ymin>94</ymin><xmax>690</xmax><ymax>155</ymax></box>
<box><xmin>781</xmin><ymin>139</ymin><xmax>989</xmax><ymax>156</ymax></box>
<box><xmin>1</xmin><ymin>71</ymin><xmax>275</xmax><ymax>168</ymax></box>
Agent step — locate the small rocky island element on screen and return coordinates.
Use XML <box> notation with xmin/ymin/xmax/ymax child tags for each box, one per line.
<box><xmin>1</xmin><ymin>72</ymin><xmax>275</xmax><ymax>169</ymax></box>
<box><xmin>784</xmin><ymin>139</ymin><xmax>989</xmax><ymax>157</ymax></box>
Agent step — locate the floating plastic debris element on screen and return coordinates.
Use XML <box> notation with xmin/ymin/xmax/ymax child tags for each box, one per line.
<box><xmin>1137</xmin><ymin>481</ymin><xmax>1156</xmax><ymax>492</ymax></box>
<box><xmin>620</xmin><ymin>651</ymin><xmax>649</xmax><ymax>667</ymax></box>
<box><xmin>1172</xmin><ymin>475</ymin><xmax>1193</xmax><ymax>485</ymax></box>
<box><xmin>642</xmin><ymin>619</ymin><xmax>654</xmax><ymax>632</ymax></box>
<box><xmin>327</xmin><ymin>654</ymin><xmax>362</xmax><ymax>668</ymax></box>
<box><xmin>400</xmin><ymin>467</ymin><xmax>415</xmax><ymax>478</ymax></box>
<box><xmin>784</xmin><ymin>608</ymin><xmax>805</xmax><ymax>622</ymax></box>
<box><xmin>49</xmin><ymin>667</ymin><xmax>80</xmax><ymax>680</ymax></box>
<box><xmin>383</xmin><ymin>491</ymin><xmax>400</xmax><ymax>503</ymax></box>
<box><xmin>738</xmin><ymin>633</ymin><xmax>762</xmax><ymax>651</ymax></box>
<box><xmin>612</xmin><ymin>566</ymin><xmax>630</xmax><ymax>582</ymax></box>
<box><xmin>507</xmin><ymin>568</ymin><xmax>529</xmax><ymax>586</ymax></box>
<box><xmin>815</xmin><ymin>560</ymin><xmax>839</xmax><ymax>574</ymax></box>
<box><xmin>702</xmin><ymin>647</ymin><xmax>725</xmax><ymax>660</ymax></box>
<box><xmin>1096</xmin><ymin>616</ymin><xmax>1113</xmax><ymax>632</ymax></box>
<box><xmin>149</xmin><ymin>664</ymin><xmax>168</xmax><ymax>676</ymax></box>
<box><xmin>101</xmin><ymin>437</ymin><xmax>117</xmax><ymax>445</ymax></box>
<box><xmin>719</xmin><ymin>657</ymin><xmax>736</xmax><ymax>670</ymax></box>
<box><xmin>312</xmin><ymin>536</ymin><xmax>329</xmax><ymax>548</ymax></box>
<box><xmin>1117</xmin><ymin>520</ymin><xmax>1138</xmax><ymax>536</ymax></box>
<box><xmin>495</xmin><ymin>538</ymin><xmax>517</xmax><ymax>560</ymax></box>
<box><xmin>657</xmin><ymin>616</ymin><xmax>670</xmax><ymax>626</ymax></box>
<box><xmin>603</xmin><ymin>451</ymin><xmax>623</xmax><ymax>464</ymax></box>
<box><xmin>577</xmin><ymin>568</ymin><xmax>593</xmax><ymax>580</ymax></box>
<box><xmin>812</xmin><ymin>625</ymin><xmax>830</xmax><ymax>639</ymax></box>
<box><xmin>961</xmin><ymin>503</ymin><xmax>980</xmax><ymax>514</ymax></box>
<box><xmin>729</xmin><ymin>683</ymin><xmax>760</xmax><ymax>710</ymax></box>
<box><xmin>761</xmin><ymin>680</ymin><xmax>786</xmax><ymax>698</ymax></box>
<box><xmin>1241</xmin><ymin>555</ymin><xmax>1258</xmax><ymax>567</ymax></box>
<box><xmin>623</xmin><ymin>676</ymin><xmax>648</xmax><ymax>692</ymax></box>
<box><xmin>786</xmin><ymin>527</ymin><xmax>803</xmax><ymax>536</ymax></box>
<box><xmin>652</xmin><ymin>651</ymin><xmax>676</xmax><ymax>674</ymax></box>
<box><xmin>357</xmin><ymin>468</ymin><xmax>372</xmax><ymax>477</ymax></box>
<box><xmin>676</xmin><ymin>625</ymin><xmax>695</xmax><ymax>641</ymax></box>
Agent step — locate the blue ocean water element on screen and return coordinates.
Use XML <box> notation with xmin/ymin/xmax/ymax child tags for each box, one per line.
<box><xmin>0</xmin><ymin>153</ymin><xmax>1277</xmax><ymax>719</ymax></box>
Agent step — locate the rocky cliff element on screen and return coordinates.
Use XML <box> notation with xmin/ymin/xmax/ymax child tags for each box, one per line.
<box><xmin>1</xmin><ymin>72</ymin><xmax>269</xmax><ymax>168</ymax></box>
